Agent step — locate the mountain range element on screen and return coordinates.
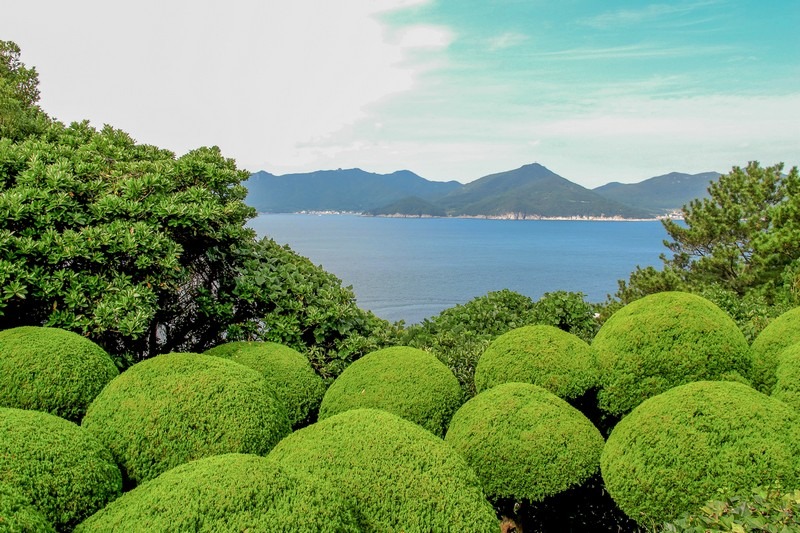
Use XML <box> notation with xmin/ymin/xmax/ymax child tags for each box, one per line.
<box><xmin>244</xmin><ymin>164</ymin><xmax>719</xmax><ymax>219</ymax></box>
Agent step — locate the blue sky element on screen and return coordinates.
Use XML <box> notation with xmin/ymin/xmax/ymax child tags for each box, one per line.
<box><xmin>3</xmin><ymin>0</ymin><xmax>798</xmax><ymax>186</ymax></box>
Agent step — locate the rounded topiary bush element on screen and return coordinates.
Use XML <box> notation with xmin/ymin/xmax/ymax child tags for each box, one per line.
<box><xmin>265</xmin><ymin>408</ymin><xmax>498</xmax><ymax>532</ymax></box>
<box><xmin>82</xmin><ymin>352</ymin><xmax>291</xmax><ymax>487</ymax></box>
<box><xmin>204</xmin><ymin>341</ymin><xmax>325</xmax><ymax>427</ymax></box>
<box><xmin>0</xmin><ymin>407</ymin><xmax>122</xmax><ymax>531</ymax></box>
<box><xmin>751</xmin><ymin>306</ymin><xmax>800</xmax><ymax>393</ymax></box>
<box><xmin>76</xmin><ymin>454</ymin><xmax>359</xmax><ymax>532</ymax></box>
<box><xmin>318</xmin><ymin>346</ymin><xmax>463</xmax><ymax>437</ymax></box>
<box><xmin>0</xmin><ymin>326</ymin><xmax>119</xmax><ymax>422</ymax></box>
<box><xmin>592</xmin><ymin>291</ymin><xmax>750</xmax><ymax>416</ymax></box>
<box><xmin>474</xmin><ymin>325</ymin><xmax>598</xmax><ymax>400</ymax></box>
<box><xmin>601</xmin><ymin>380</ymin><xmax>800</xmax><ymax>525</ymax></box>
<box><xmin>0</xmin><ymin>483</ymin><xmax>55</xmax><ymax>533</ymax></box>
<box><xmin>773</xmin><ymin>343</ymin><xmax>800</xmax><ymax>411</ymax></box>
<box><xmin>445</xmin><ymin>382</ymin><xmax>604</xmax><ymax>502</ymax></box>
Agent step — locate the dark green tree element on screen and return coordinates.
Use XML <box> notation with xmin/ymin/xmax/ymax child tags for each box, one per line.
<box><xmin>0</xmin><ymin>40</ymin><xmax>47</xmax><ymax>140</ymax></box>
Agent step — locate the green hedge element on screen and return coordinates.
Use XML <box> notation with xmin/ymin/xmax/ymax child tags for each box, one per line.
<box><xmin>773</xmin><ymin>343</ymin><xmax>800</xmax><ymax>411</ymax></box>
<box><xmin>751</xmin><ymin>306</ymin><xmax>800</xmax><ymax>393</ymax></box>
<box><xmin>318</xmin><ymin>346</ymin><xmax>463</xmax><ymax>437</ymax></box>
<box><xmin>0</xmin><ymin>483</ymin><xmax>55</xmax><ymax>533</ymax></box>
<box><xmin>204</xmin><ymin>341</ymin><xmax>326</xmax><ymax>427</ymax></box>
<box><xmin>474</xmin><ymin>325</ymin><xmax>598</xmax><ymax>400</ymax></box>
<box><xmin>592</xmin><ymin>291</ymin><xmax>750</xmax><ymax>416</ymax></box>
<box><xmin>76</xmin><ymin>453</ymin><xmax>359</xmax><ymax>532</ymax></box>
<box><xmin>0</xmin><ymin>326</ymin><xmax>118</xmax><ymax>422</ymax></box>
<box><xmin>445</xmin><ymin>382</ymin><xmax>603</xmax><ymax>502</ymax></box>
<box><xmin>601</xmin><ymin>380</ymin><xmax>800</xmax><ymax>525</ymax></box>
<box><xmin>82</xmin><ymin>352</ymin><xmax>291</xmax><ymax>487</ymax></box>
<box><xmin>265</xmin><ymin>408</ymin><xmax>498</xmax><ymax>532</ymax></box>
<box><xmin>0</xmin><ymin>407</ymin><xmax>122</xmax><ymax>531</ymax></box>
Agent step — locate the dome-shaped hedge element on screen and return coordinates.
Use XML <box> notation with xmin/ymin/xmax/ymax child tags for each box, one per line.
<box><xmin>265</xmin><ymin>408</ymin><xmax>498</xmax><ymax>532</ymax></box>
<box><xmin>751</xmin><ymin>307</ymin><xmax>800</xmax><ymax>393</ymax></box>
<box><xmin>0</xmin><ymin>326</ymin><xmax>119</xmax><ymax>422</ymax></box>
<box><xmin>82</xmin><ymin>352</ymin><xmax>291</xmax><ymax>487</ymax></box>
<box><xmin>0</xmin><ymin>483</ymin><xmax>56</xmax><ymax>533</ymax></box>
<box><xmin>76</xmin><ymin>453</ymin><xmax>359</xmax><ymax>532</ymax></box>
<box><xmin>318</xmin><ymin>346</ymin><xmax>463</xmax><ymax>437</ymax></box>
<box><xmin>601</xmin><ymin>381</ymin><xmax>800</xmax><ymax>524</ymax></box>
<box><xmin>474</xmin><ymin>325</ymin><xmax>598</xmax><ymax>399</ymax></box>
<box><xmin>0</xmin><ymin>407</ymin><xmax>122</xmax><ymax>531</ymax></box>
<box><xmin>592</xmin><ymin>291</ymin><xmax>750</xmax><ymax>416</ymax></box>
<box><xmin>773</xmin><ymin>343</ymin><xmax>800</xmax><ymax>411</ymax></box>
<box><xmin>204</xmin><ymin>341</ymin><xmax>325</xmax><ymax>427</ymax></box>
<box><xmin>445</xmin><ymin>382</ymin><xmax>604</xmax><ymax>502</ymax></box>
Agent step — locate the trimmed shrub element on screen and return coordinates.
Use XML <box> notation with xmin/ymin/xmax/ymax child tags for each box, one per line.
<box><xmin>76</xmin><ymin>454</ymin><xmax>359</xmax><ymax>532</ymax></box>
<box><xmin>0</xmin><ymin>483</ymin><xmax>55</xmax><ymax>533</ymax></box>
<box><xmin>318</xmin><ymin>346</ymin><xmax>463</xmax><ymax>437</ymax></box>
<box><xmin>592</xmin><ymin>291</ymin><xmax>750</xmax><ymax>416</ymax></box>
<box><xmin>773</xmin><ymin>343</ymin><xmax>800</xmax><ymax>411</ymax></box>
<box><xmin>0</xmin><ymin>407</ymin><xmax>122</xmax><ymax>531</ymax></box>
<box><xmin>751</xmin><ymin>306</ymin><xmax>800</xmax><ymax>393</ymax></box>
<box><xmin>265</xmin><ymin>408</ymin><xmax>498</xmax><ymax>532</ymax></box>
<box><xmin>204</xmin><ymin>341</ymin><xmax>326</xmax><ymax>427</ymax></box>
<box><xmin>474</xmin><ymin>325</ymin><xmax>598</xmax><ymax>400</ymax></box>
<box><xmin>0</xmin><ymin>326</ymin><xmax>118</xmax><ymax>422</ymax></box>
<box><xmin>445</xmin><ymin>382</ymin><xmax>604</xmax><ymax>502</ymax></box>
<box><xmin>601</xmin><ymin>381</ymin><xmax>800</xmax><ymax>525</ymax></box>
<box><xmin>82</xmin><ymin>352</ymin><xmax>291</xmax><ymax>487</ymax></box>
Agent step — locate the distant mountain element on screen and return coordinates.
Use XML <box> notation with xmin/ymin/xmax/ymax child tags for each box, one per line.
<box><xmin>593</xmin><ymin>171</ymin><xmax>720</xmax><ymax>216</ymax></box>
<box><xmin>435</xmin><ymin>163</ymin><xmax>651</xmax><ymax>218</ymax></box>
<box><xmin>367</xmin><ymin>196</ymin><xmax>447</xmax><ymax>217</ymax></box>
<box><xmin>244</xmin><ymin>168</ymin><xmax>461</xmax><ymax>213</ymax></box>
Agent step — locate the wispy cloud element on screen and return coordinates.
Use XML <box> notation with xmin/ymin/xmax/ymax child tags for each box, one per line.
<box><xmin>579</xmin><ymin>1</ymin><xmax>725</xmax><ymax>29</ymax></box>
<box><xmin>487</xmin><ymin>32</ymin><xmax>529</xmax><ymax>51</ymax></box>
<box><xmin>533</xmin><ymin>43</ymin><xmax>733</xmax><ymax>61</ymax></box>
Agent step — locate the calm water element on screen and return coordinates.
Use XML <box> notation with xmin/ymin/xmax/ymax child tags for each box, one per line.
<box><xmin>248</xmin><ymin>214</ymin><xmax>669</xmax><ymax>324</ymax></box>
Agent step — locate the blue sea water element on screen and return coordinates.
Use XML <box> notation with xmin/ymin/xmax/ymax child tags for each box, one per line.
<box><xmin>248</xmin><ymin>214</ymin><xmax>669</xmax><ymax>325</ymax></box>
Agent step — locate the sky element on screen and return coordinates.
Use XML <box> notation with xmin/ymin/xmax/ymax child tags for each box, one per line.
<box><xmin>3</xmin><ymin>0</ymin><xmax>798</xmax><ymax>187</ymax></box>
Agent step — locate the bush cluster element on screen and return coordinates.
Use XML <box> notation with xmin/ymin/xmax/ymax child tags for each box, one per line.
<box><xmin>318</xmin><ymin>346</ymin><xmax>463</xmax><ymax>437</ymax></box>
<box><xmin>593</xmin><ymin>291</ymin><xmax>751</xmax><ymax>416</ymax></box>
<box><xmin>474</xmin><ymin>325</ymin><xmax>598</xmax><ymax>400</ymax></box>
<box><xmin>750</xmin><ymin>306</ymin><xmax>800</xmax><ymax>393</ymax></box>
<box><xmin>445</xmin><ymin>382</ymin><xmax>604</xmax><ymax>503</ymax></box>
<box><xmin>82</xmin><ymin>352</ymin><xmax>291</xmax><ymax>487</ymax></box>
<box><xmin>601</xmin><ymin>380</ymin><xmax>800</xmax><ymax>525</ymax></box>
<box><xmin>0</xmin><ymin>326</ymin><xmax>118</xmax><ymax>422</ymax></box>
<box><xmin>0</xmin><ymin>407</ymin><xmax>122</xmax><ymax>531</ymax></box>
<box><xmin>0</xmin><ymin>483</ymin><xmax>55</xmax><ymax>533</ymax></box>
<box><xmin>772</xmin><ymin>342</ymin><xmax>800</xmax><ymax>411</ymax></box>
<box><xmin>76</xmin><ymin>454</ymin><xmax>359</xmax><ymax>532</ymax></box>
<box><xmin>265</xmin><ymin>408</ymin><xmax>498</xmax><ymax>532</ymax></box>
<box><xmin>204</xmin><ymin>340</ymin><xmax>325</xmax><ymax>427</ymax></box>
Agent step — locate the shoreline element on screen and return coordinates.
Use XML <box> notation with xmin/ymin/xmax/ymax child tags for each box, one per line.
<box><xmin>269</xmin><ymin>210</ymin><xmax>681</xmax><ymax>222</ymax></box>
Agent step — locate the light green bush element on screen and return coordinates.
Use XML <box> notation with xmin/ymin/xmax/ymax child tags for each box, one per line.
<box><xmin>318</xmin><ymin>346</ymin><xmax>463</xmax><ymax>437</ymax></box>
<box><xmin>445</xmin><ymin>382</ymin><xmax>603</xmax><ymax>502</ymax></box>
<box><xmin>772</xmin><ymin>343</ymin><xmax>800</xmax><ymax>411</ymax></box>
<box><xmin>82</xmin><ymin>352</ymin><xmax>290</xmax><ymax>487</ymax></box>
<box><xmin>751</xmin><ymin>306</ymin><xmax>800</xmax><ymax>393</ymax></box>
<box><xmin>474</xmin><ymin>325</ymin><xmax>598</xmax><ymax>400</ymax></box>
<box><xmin>75</xmin><ymin>453</ymin><xmax>359</xmax><ymax>532</ymax></box>
<box><xmin>601</xmin><ymin>381</ymin><xmax>800</xmax><ymax>525</ymax></box>
<box><xmin>265</xmin><ymin>408</ymin><xmax>498</xmax><ymax>532</ymax></box>
<box><xmin>0</xmin><ymin>326</ymin><xmax>118</xmax><ymax>422</ymax></box>
<box><xmin>0</xmin><ymin>483</ymin><xmax>55</xmax><ymax>533</ymax></box>
<box><xmin>592</xmin><ymin>291</ymin><xmax>750</xmax><ymax>416</ymax></box>
<box><xmin>204</xmin><ymin>341</ymin><xmax>325</xmax><ymax>427</ymax></box>
<box><xmin>0</xmin><ymin>407</ymin><xmax>122</xmax><ymax>531</ymax></box>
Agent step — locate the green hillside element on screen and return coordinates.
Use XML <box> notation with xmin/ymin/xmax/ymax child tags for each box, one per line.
<box><xmin>367</xmin><ymin>196</ymin><xmax>447</xmax><ymax>217</ymax></box>
<box><xmin>593</xmin><ymin>171</ymin><xmax>719</xmax><ymax>216</ymax></box>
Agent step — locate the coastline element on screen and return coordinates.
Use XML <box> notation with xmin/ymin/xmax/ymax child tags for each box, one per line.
<box><xmin>280</xmin><ymin>210</ymin><xmax>682</xmax><ymax>222</ymax></box>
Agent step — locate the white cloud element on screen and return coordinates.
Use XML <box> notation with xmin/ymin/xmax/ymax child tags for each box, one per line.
<box><xmin>487</xmin><ymin>32</ymin><xmax>529</xmax><ymax>51</ymax></box>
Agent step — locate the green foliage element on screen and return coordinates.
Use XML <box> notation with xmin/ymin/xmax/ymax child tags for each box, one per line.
<box><xmin>0</xmin><ymin>326</ymin><xmax>118</xmax><ymax>422</ymax></box>
<box><xmin>204</xmin><ymin>340</ymin><xmax>326</xmax><ymax>427</ymax></box>
<box><xmin>661</xmin><ymin>485</ymin><xmax>800</xmax><ymax>533</ymax></box>
<box><xmin>529</xmin><ymin>291</ymin><xmax>600</xmax><ymax>343</ymax></box>
<box><xmin>82</xmin><ymin>352</ymin><xmax>291</xmax><ymax>487</ymax></box>
<box><xmin>601</xmin><ymin>381</ymin><xmax>800</xmax><ymax>525</ymax></box>
<box><xmin>75</xmin><ymin>454</ymin><xmax>359</xmax><ymax>532</ymax></box>
<box><xmin>593</xmin><ymin>291</ymin><xmax>751</xmax><ymax>416</ymax></box>
<box><xmin>0</xmin><ymin>483</ymin><xmax>55</xmax><ymax>533</ymax></box>
<box><xmin>318</xmin><ymin>346</ymin><xmax>463</xmax><ymax>437</ymax></box>
<box><xmin>751</xmin><ymin>307</ymin><xmax>800</xmax><ymax>393</ymax></box>
<box><xmin>0</xmin><ymin>40</ymin><xmax>48</xmax><ymax>140</ymax></box>
<box><xmin>265</xmin><ymin>408</ymin><xmax>498</xmax><ymax>532</ymax></box>
<box><xmin>0</xmin><ymin>407</ymin><xmax>122</xmax><ymax>531</ymax></box>
<box><xmin>445</xmin><ymin>382</ymin><xmax>604</xmax><ymax>502</ymax></box>
<box><xmin>474</xmin><ymin>325</ymin><xmax>598</xmax><ymax>400</ymax></box>
<box><xmin>772</xmin><ymin>343</ymin><xmax>800</xmax><ymax>411</ymax></box>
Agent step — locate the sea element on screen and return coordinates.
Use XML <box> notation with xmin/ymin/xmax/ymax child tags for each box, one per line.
<box><xmin>247</xmin><ymin>214</ymin><xmax>670</xmax><ymax>325</ymax></box>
